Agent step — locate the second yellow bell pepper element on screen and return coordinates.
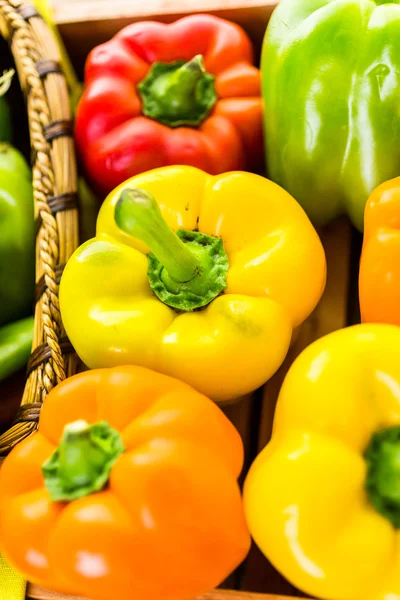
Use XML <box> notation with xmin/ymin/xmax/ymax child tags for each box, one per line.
<box><xmin>244</xmin><ymin>324</ymin><xmax>400</xmax><ymax>600</ymax></box>
<box><xmin>59</xmin><ymin>166</ymin><xmax>326</xmax><ymax>402</ymax></box>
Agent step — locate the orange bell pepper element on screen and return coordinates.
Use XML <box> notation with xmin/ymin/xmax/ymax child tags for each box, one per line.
<box><xmin>359</xmin><ymin>177</ymin><xmax>400</xmax><ymax>326</ymax></box>
<box><xmin>0</xmin><ymin>366</ymin><xmax>250</xmax><ymax>600</ymax></box>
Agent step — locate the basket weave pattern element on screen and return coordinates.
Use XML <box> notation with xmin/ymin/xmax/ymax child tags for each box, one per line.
<box><xmin>0</xmin><ymin>0</ymin><xmax>79</xmax><ymax>460</ymax></box>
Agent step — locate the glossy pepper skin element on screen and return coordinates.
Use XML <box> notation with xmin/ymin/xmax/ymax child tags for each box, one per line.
<box><xmin>262</xmin><ymin>0</ymin><xmax>400</xmax><ymax>231</ymax></box>
<box><xmin>0</xmin><ymin>144</ymin><xmax>34</xmax><ymax>326</ymax></box>
<box><xmin>59</xmin><ymin>166</ymin><xmax>326</xmax><ymax>403</ymax></box>
<box><xmin>0</xmin><ymin>365</ymin><xmax>250</xmax><ymax>600</ymax></box>
<box><xmin>75</xmin><ymin>15</ymin><xmax>263</xmax><ymax>196</ymax></box>
<box><xmin>0</xmin><ymin>316</ymin><xmax>33</xmax><ymax>381</ymax></box>
<box><xmin>359</xmin><ymin>177</ymin><xmax>400</xmax><ymax>326</ymax></box>
<box><xmin>244</xmin><ymin>324</ymin><xmax>400</xmax><ymax>600</ymax></box>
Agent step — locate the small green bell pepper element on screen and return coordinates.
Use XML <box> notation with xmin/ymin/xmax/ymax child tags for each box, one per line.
<box><xmin>262</xmin><ymin>0</ymin><xmax>400</xmax><ymax>231</ymax></box>
<box><xmin>0</xmin><ymin>143</ymin><xmax>34</xmax><ymax>326</ymax></box>
<box><xmin>0</xmin><ymin>316</ymin><xmax>33</xmax><ymax>381</ymax></box>
<box><xmin>0</xmin><ymin>70</ymin><xmax>14</xmax><ymax>143</ymax></box>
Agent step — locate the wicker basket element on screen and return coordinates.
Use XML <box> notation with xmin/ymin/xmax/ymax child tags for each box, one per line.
<box><xmin>0</xmin><ymin>0</ymin><xmax>79</xmax><ymax>461</ymax></box>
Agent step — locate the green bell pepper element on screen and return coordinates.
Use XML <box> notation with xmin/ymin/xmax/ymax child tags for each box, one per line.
<box><xmin>0</xmin><ymin>143</ymin><xmax>34</xmax><ymax>327</ymax></box>
<box><xmin>262</xmin><ymin>0</ymin><xmax>400</xmax><ymax>231</ymax></box>
<box><xmin>0</xmin><ymin>70</ymin><xmax>13</xmax><ymax>143</ymax></box>
<box><xmin>0</xmin><ymin>316</ymin><xmax>33</xmax><ymax>381</ymax></box>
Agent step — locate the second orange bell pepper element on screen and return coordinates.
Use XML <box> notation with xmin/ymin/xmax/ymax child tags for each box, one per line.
<box><xmin>0</xmin><ymin>365</ymin><xmax>250</xmax><ymax>600</ymax></box>
<box><xmin>360</xmin><ymin>177</ymin><xmax>400</xmax><ymax>326</ymax></box>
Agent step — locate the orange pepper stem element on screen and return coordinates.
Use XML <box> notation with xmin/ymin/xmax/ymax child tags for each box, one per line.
<box><xmin>365</xmin><ymin>425</ymin><xmax>400</xmax><ymax>527</ymax></box>
<box><xmin>137</xmin><ymin>55</ymin><xmax>217</xmax><ymax>128</ymax></box>
<box><xmin>115</xmin><ymin>188</ymin><xmax>229</xmax><ymax>311</ymax></box>
<box><xmin>42</xmin><ymin>420</ymin><xmax>125</xmax><ymax>502</ymax></box>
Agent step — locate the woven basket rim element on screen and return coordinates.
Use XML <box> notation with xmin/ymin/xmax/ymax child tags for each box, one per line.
<box><xmin>0</xmin><ymin>0</ymin><xmax>79</xmax><ymax>459</ymax></box>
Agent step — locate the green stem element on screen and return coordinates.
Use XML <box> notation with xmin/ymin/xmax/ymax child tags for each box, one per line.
<box><xmin>115</xmin><ymin>188</ymin><xmax>200</xmax><ymax>284</ymax></box>
<box><xmin>115</xmin><ymin>188</ymin><xmax>229</xmax><ymax>312</ymax></box>
<box><xmin>365</xmin><ymin>425</ymin><xmax>400</xmax><ymax>528</ymax></box>
<box><xmin>42</xmin><ymin>420</ymin><xmax>125</xmax><ymax>502</ymax></box>
<box><xmin>164</xmin><ymin>55</ymin><xmax>205</xmax><ymax>96</ymax></box>
<box><xmin>138</xmin><ymin>55</ymin><xmax>217</xmax><ymax>128</ymax></box>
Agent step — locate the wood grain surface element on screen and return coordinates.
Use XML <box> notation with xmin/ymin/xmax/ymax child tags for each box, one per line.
<box><xmin>50</xmin><ymin>0</ymin><xmax>276</xmax><ymax>74</ymax></box>
<box><xmin>241</xmin><ymin>218</ymin><xmax>352</xmax><ymax>596</ymax></box>
<box><xmin>51</xmin><ymin>0</ymin><xmax>276</xmax><ymax>24</ymax></box>
<box><xmin>27</xmin><ymin>584</ymin><xmax>308</xmax><ymax>600</ymax></box>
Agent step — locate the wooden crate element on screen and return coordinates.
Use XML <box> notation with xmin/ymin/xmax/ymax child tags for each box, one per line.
<box><xmin>27</xmin><ymin>587</ymin><xmax>302</xmax><ymax>600</ymax></box>
<box><xmin>51</xmin><ymin>0</ymin><xmax>277</xmax><ymax>72</ymax></box>
<box><xmin>2</xmin><ymin>1</ymin><xmax>362</xmax><ymax>599</ymax></box>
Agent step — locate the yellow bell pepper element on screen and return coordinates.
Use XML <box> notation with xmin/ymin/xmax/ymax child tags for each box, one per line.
<box><xmin>59</xmin><ymin>166</ymin><xmax>326</xmax><ymax>402</ymax></box>
<box><xmin>244</xmin><ymin>323</ymin><xmax>400</xmax><ymax>600</ymax></box>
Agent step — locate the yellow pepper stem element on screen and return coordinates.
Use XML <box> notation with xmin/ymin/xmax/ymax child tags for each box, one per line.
<box><xmin>365</xmin><ymin>425</ymin><xmax>400</xmax><ymax>528</ymax></box>
<box><xmin>115</xmin><ymin>188</ymin><xmax>200</xmax><ymax>283</ymax></box>
<box><xmin>115</xmin><ymin>188</ymin><xmax>229</xmax><ymax>312</ymax></box>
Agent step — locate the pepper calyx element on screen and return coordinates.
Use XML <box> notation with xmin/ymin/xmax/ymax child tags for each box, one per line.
<box><xmin>138</xmin><ymin>55</ymin><xmax>217</xmax><ymax>128</ymax></box>
<box><xmin>42</xmin><ymin>420</ymin><xmax>125</xmax><ymax>502</ymax></box>
<box><xmin>365</xmin><ymin>425</ymin><xmax>400</xmax><ymax>528</ymax></box>
<box><xmin>114</xmin><ymin>188</ymin><xmax>229</xmax><ymax>312</ymax></box>
<box><xmin>148</xmin><ymin>229</ymin><xmax>228</xmax><ymax>311</ymax></box>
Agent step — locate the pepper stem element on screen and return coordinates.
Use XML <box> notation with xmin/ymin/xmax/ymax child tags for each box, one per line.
<box><xmin>365</xmin><ymin>425</ymin><xmax>400</xmax><ymax>528</ymax></box>
<box><xmin>166</xmin><ymin>55</ymin><xmax>206</xmax><ymax>96</ymax></box>
<box><xmin>0</xmin><ymin>69</ymin><xmax>14</xmax><ymax>97</ymax></box>
<box><xmin>115</xmin><ymin>188</ymin><xmax>229</xmax><ymax>312</ymax></box>
<box><xmin>42</xmin><ymin>420</ymin><xmax>125</xmax><ymax>502</ymax></box>
<box><xmin>115</xmin><ymin>188</ymin><xmax>200</xmax><ymax>284</ymax></box>
<box><xmin>137</xmin><ymin>55</ymin><xmax>217</xmax><ymax>128</ymax></box>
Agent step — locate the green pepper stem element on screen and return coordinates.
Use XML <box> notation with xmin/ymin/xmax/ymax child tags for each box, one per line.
<box><xmin>365</xmin><ymin>425</ymin><xmax>400</xmax><ymax>528</ymax></box>
<box><xmin>0</xmin><ymin>69</ymin><xmax>14</xmax><ymax>97</ymax></box>
<box><xmin>42</xmin><ymin>420</ymin><xmax>125</xmax><ymax>502</ymax></box>
<box><xmin>115</xmin><ymin>188</ymin><xmax>200</xmax><ymax>284</ymax></box>
<box><xmin>164</xmin><ymin>55</ymin><xmax>205</xmax><ymax>97</ymax></box>
<box><xmin>137</xmin><ymin>55</ymin><xmax>217</xmax><ymax>128</ymax></box>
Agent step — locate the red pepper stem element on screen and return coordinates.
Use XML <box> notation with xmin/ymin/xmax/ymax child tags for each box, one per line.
<box><xmin>115</xmin><ymin>188</ymin><xmax>200</xmax><ymax>284</ymax></box>
<box><xmin>165</xmin><ymin>55</ymin><xmax>205</xmax><ymax>97</ymax></box>
<box><xmin>137</xmin><ymin>55</ymin><xmax>217</xmax><ymax>128</ymax></box>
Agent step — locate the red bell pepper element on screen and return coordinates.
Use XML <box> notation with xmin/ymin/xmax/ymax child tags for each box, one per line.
<box><xmin>75</xmin><ymin>15</ymin><xmax>263</xmax><ymax>196</ymax></box>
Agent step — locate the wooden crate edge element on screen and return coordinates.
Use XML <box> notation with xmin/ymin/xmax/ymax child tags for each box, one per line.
<box><xmin>28</xmin><ymin>584</ymin><xmax>309</xmax><ymax>600</ymax></box>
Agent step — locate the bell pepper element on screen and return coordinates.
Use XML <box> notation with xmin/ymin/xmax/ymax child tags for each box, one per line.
<box><xmin>74</xmin><ymin>15</ymin><xmax>263</xmax><ymax>196</ymax></box>
<box><xmin>0</xmin><ymin>143</ymin><xmax>34</xmax><ymax>327</ymax></box>
<box><xmin>359</xmin><ymin>176</ymin><xmax>400</xmax><ymax>326</ymax></box>
<box><xmin>244</xmin><ymin>323</ymin><xmax>400</xmax><ymax>600</ymax></box>
<box><xmin>0</xmin><ymin>316</ymin><xmax>33</xmax><ymax>381</ymax></box>
<box><xmin>0</xmin><ymin>70</ymin><xmax>14</xmax><ymax>143</ymax></box>
<box><xmin>59</xmin><ymin>166</ymin><xmax>326</xmax><ymax>403</ymax></box>
<box><xmin>0</xmin><ymin>365</ymin><xmax>250</xmax><ymax>600</ymax></box>
<box><xmin>262</xmin><ymin>0</ymin><xmax>400</xmax><ymax>231</ymax></box>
